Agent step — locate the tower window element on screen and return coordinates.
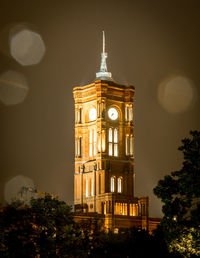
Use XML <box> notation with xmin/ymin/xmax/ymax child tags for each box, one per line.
<box><xmin>111</xmin><ymin>176</ymin><xmax>115</xmax><ymax>192</ymax></box>
<box><xmin>89</xmin><ymin>128</ymin><xmax>97</xmax><ymax>157</ymax></box>
<box><xmin>109</xmin><ymin>128</ymin><xmax>118</xmax><ymax>156</ymax></box>
<box><xmin>117</xmin><ymin>177</ymin><xmax>122</xmax><ymax>193</ymax></box>
<box><xmin>130</xmin><ymin>135</ymin><xmax>134</xmax><ymax>156</ymax></box>
<box><xmin>125</xmin><ymin>104</ymin><xmax>133</xmax><ymax>122</ymax></box>
<box><xmin>109</xmin><ymin>128</ymin><xmax>113</xmax><ymax>156</ymax></box>
<box><xmin>126</xmin><ymin>135</ymin><xmax>134</xmax><ymax>157</ymax></box>
<box><xmin>129</xmin><ymin>105</ymin><xmax>133</xmax><ymax>121</ymax></box>
<box><xmin>125</xmin><ymin>105</ymin><xmax>129</xmax><ymax>122</ymax></box>
<box><xmin>114</xmin><ymin>129</ymin><xmax>118</xmax><ymax>156</ymax></box>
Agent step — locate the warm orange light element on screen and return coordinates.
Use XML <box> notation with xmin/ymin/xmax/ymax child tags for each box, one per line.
<box><xmin>97</xmin><ymin>132</ymin><xmax>101</xmax><ymax>152</ymax></box>
<box><xmin>102</xmin><ymin>130</ymin><xmax>105</xmax><ymax>152</ymax></box>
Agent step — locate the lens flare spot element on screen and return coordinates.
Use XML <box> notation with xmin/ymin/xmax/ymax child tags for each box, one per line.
<box><xmin>158</xmin><ymin>75</ymin><xmax>195</xmax><ymax>113</ymax></box>
<box><xmin>10</xmin><ymin>25</ymin><xmax>45</xmax><ymax>66</ymax></box>
<box><xmin>4</xmin><ymin>175</ymin><xmax>35</xmax><ymax>203</ymax></box>
<box><xmin>0</xmin><ymin>70</ymin><xmax>28</xmax><ymax>105</ymax></box>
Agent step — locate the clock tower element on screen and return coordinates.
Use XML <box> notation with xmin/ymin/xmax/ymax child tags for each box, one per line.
<box><xmin>73</xmin><ymin>32</ymin><xmax>151</xmax><ymax>231</ymax></box>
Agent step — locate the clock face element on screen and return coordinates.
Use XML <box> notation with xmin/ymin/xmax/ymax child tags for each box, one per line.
<box><xmin>108</xmin><ymin>107</ymin><xmax>118</xmax><ymax>120</ymax></box>
<box><xmin>89</xmin><ymin>108</ymin><xmax>97</xmax><ymax>121</ymax></box>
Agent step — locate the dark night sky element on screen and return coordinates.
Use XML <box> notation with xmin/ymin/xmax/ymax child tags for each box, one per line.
<box><xmin>0</xmin><ymin>0</ymin><xmax>199</xmax><ymax>218</ymax></box>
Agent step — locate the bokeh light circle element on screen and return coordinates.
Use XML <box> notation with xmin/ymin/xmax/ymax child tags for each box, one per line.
<box><xmin>9</xmin><ymin>24</ymin><xmax>45</xmax><ymax>66</ymax></box>
<box><xmin>0</xmin><ymin>70</ymin><xmax>28</xmax><ymax>105</ymax></box>
<box><xmin>4</xmin><ymin>175</ymin><xmax>35</xmax><ymax>203</ymax></box>
<box><xmin>158</xmin><ymin>75</ymin><xmax>195</xmax><ymax>113</ymax></box>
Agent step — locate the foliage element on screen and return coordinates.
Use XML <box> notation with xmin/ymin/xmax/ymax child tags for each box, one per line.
<box><xmin>0</xmin><ymin>205</ymin><xmax>37</xmax><ymax>257</ymax></box>
<box><xmin>0</xmin><ymin>197</ymin><xmax>177</xmax><ymax>258</ymax></box>
<box><xmin>154</xmin><ymin>130</ymin><xmax>200</xmax><ymax>256</ymax></box>
<box><xmin>0</xmin><ymin>193</ymin><xmax>77</xmax><ymax>257</ymax></box>
<box><xmin>84</xmin><ymin>226</ymin><xmax>173</xmax><ymax>258</ymax></box>
<box><xmin>169</xmin><ymin>227</ymin><xmax>200</xmax><ymax>257</ymax></box>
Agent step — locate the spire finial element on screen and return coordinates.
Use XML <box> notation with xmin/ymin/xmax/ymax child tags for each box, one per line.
<box><xmin>96</xmin><ymin>31</ymin><xmax>112</xmax><ymax>81</ymax></box>
<box><xmin>103</xmin><ymin>31</ymin><xmax>105</xmax><ymax>53</ymax></box>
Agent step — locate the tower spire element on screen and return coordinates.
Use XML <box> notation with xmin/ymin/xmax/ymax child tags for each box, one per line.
<box><xmin>96</xmin><ymin>31</ymin><xmax>112</xmax><ymax>80</ymax></box>
<box><xmin>103</xmin><ymin>30</ymin><xmax>105</xmax><ymax>53</ymax></box>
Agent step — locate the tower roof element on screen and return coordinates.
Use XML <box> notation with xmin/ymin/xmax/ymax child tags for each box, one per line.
<box><xmin>96</xmin><ymin>31</ymin><xmax>113</xmax><ymax>81</ymax></box>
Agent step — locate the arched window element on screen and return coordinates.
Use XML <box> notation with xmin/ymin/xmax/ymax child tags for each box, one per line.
<box><xmin>125</xmin><ymin>135</ymin><xmax>134</xmax><ymax>156</ymax></box>
<box><xmin>114</xmin><ymin>129</ymin><xmax>118</xmax><ymax>156</ymax></box>
<box><xmin>129</xmin><ymin>105</ymin><xmax>133</xmax><ymax>121</ymax></box>
<box><xmin>125</xmin><ymin>104</ymin><xmax>133</xmax><ymax>122</ymax></box>
<box><xmin>89</xmin><ymin>128</ymin><xmax>97</xmax><ymax>157</ymax></box>
<box><xmin>109</xmin><ymin>128</ymin><xmax>113</xmax><ymax>156</ymax></box>
<box><xmin>111</xmin><ymin>177</ymin><xmax>115</xmax><ymax>192</ymax></box>
<box><xmin>125</xmin><ymin>105</ymin><xmax>129</xmax><ymax>121</ymax></box>
<box><xmin>117</xmin><ymin>177</ymin><xmax>122</xmax><ymax>193</ymax></box>
<box><xmin>114</xmin><ymin>128</ymin><xmax>118</xmax><ymax>143</ymax></box>
<box><xmin>109</xmin><ymin>128</ymin><xmax>119</xmax><ymax>157</ymax></box>
<box><xmin>130</xmin><ymin>135</ymin><xmax>134</xmax><ymax>156</ymax></box>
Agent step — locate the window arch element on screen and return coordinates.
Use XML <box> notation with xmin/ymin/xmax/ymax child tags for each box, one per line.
<box><xmin>114</xmin><ymin>129</ymin><xmax>118</xmax><ymax>156</ymax></box>
<box><xmin>109</xmin><ymin>128</ymin><xmax>118</xmax><ymax>156</ymax></box>
<box><xmin>130</xmin><ymin>135</ymin><xmax>134</xmax><ymax>156</ymax></box>
<box><xmin>117</xmin><ymin>177</ymin><xmax>122</xmax><ymax>193</ymax></box>
<box><xmin>125</xmin><ymin>104</ymin><xmax>133</xmax><ymax>122</ymax></box>
<box><xmin>89</xmin><ymin>128</ymin><xmax>97</xmax><ymax>157</ymax></box>
<box><xmin>125</xmin><ymin>135</ymin><xmax>134</xmax><ymax>156</ymax></box>
<box><xmin>111</xmin><ymin>176</ymin><xmax>115</xmax><ymax>192</ymax></box>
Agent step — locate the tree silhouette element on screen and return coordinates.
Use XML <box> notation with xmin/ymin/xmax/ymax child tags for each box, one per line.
<box><xmin>154</xmin><ymin>131</ymin><xmax>200</xmax><ymax>257</ymax></box>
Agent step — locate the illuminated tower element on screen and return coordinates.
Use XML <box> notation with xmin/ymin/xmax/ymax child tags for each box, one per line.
<box><xmin>73</xmin><ymin>32</ymin><xmax>149</xmax><ymax>231</ymax></box>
